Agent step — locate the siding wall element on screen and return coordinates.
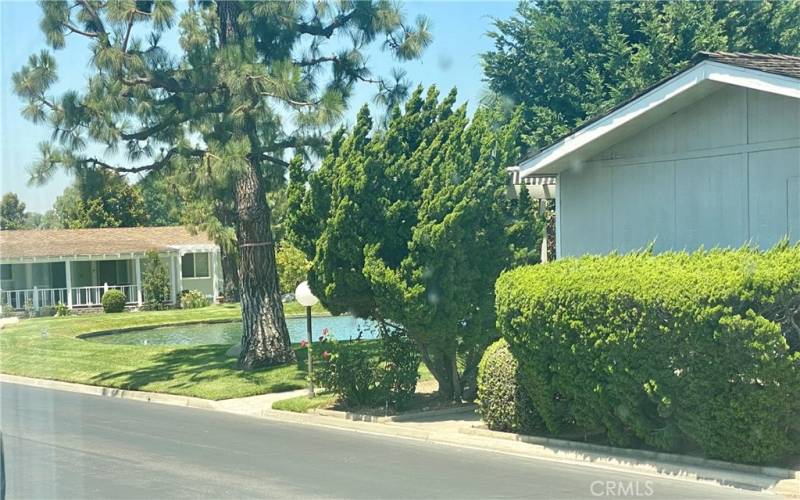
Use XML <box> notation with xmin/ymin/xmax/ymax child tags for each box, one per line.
<box><xmin>560</xmin><ymin>86</ymin><xmax>800</xmax><ymax>257</ymax></box>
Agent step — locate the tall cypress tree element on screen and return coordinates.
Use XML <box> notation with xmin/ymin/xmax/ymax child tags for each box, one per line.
<box><xmin>14</xmin><ymin>0</ymin><xmax>430</xmax><ymax>369</ymax></box>
<box><xmin>288</xmin><ymin>87</ymin><xmax>540</xmax><ymax>400</ymax></box>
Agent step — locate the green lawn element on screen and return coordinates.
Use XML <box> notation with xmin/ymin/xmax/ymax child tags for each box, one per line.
<box><xmin>272</xmin><ymin>391</ymin><xmax>339</xmax><ymax>412</ymax></box>
<box><xmin>0</xmin><ymin>303</ymin><xmax>328</xmax><ymax>400</ymax></box>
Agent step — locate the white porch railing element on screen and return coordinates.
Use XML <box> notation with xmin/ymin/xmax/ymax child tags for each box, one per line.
<box><xmin>1</xmin><ymin>289</ymin><xmax>35</xmax><ymax>310</ymax></box>
<box><xmin>1</xmin><ymin>284</ymin><xmax>140</xmax><ymax>310</ymax></box>
<box><xmin>71</xmin><ymin>284</ymin><xmax>139</xmax><ymax>308</ymax></box>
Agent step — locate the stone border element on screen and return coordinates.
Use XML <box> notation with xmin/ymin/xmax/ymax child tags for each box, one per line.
<box><xmin>76</xmin><ymin>318</ymin><xmax>240</xmax><ymax>339</ymax></box>
<box><xmin>75</xmin><ymin>312</ymin><xmax>330</xmax><ymax>340</ymax></box>
<box><xmin>1</xmin><ymin>373</ymin><xmax>797</xmax><ymax>497</ymax></box>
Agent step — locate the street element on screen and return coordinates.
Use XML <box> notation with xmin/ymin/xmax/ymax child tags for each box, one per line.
<box><xmin>0</xmin><ymin>382</ymin><xmax>769</xmax><ymax>499</ymax></box>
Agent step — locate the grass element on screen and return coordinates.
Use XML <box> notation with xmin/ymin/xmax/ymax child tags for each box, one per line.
<box><xmin>0</xmin><ymin>302</ymin><xmax>330</xmax><ymax>400</ymax></box>
<box><xmin>272</xmin><ymin>391</ymin><xmax>339</xmax><ymax>412</ymax></box>
<box><xmin>270</xmin><ymin>388</ymin><xmax>456</xmax><ymax>416</ymax></box>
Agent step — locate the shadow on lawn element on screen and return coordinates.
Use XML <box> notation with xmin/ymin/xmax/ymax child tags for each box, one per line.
<box><xmin>89</xmin><ymin>345</ymin><xmax>308</xmax><ymax>395</ymax></box>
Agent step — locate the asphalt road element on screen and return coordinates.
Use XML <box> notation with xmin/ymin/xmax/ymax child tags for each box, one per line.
<box><xmin>0</xmin><ymin>382</ymin><xmax>769</xmax><ymax>499</ymax></box>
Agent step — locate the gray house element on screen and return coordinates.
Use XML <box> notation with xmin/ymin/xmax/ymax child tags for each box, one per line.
<box><xmin>512</xmin><ymin>52</ymin><xmax>800</xmax><ymax>258</ymax></box>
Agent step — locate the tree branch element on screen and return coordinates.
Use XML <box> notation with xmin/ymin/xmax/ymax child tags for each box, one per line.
<box><xmin>61</xmin><ymin>21</ymin><xmax>99</xmax><ymax>38</ymax></box>
<box><xmin>295</xmin><ymin>55</ymin><xmax>339</xmax><ymax>67</ymax></box>
<box><xmin>76</xmin><ymin>0</ymin><xmax>107</xmax><ymax>37</ymax></box>
<box><xmin>261</xmin><ymin>153</ymin><xmax>289</xmax><ymax>168</ymax></box>
<box><xmin>82</xmin><ymin>147</ymin><xmax>206</xmax><ymax>173</ymax></box>
<box><xmin>121</xmin><ymin>11</ymin><xmax>135</xmax><ymax>52</ymax></box>
<box><xmin>296</xmin><ymin>11</ymin><xmax>356</xmax><ymax>38</ymax></box>
<box><xmin>120</xmin><ymin>75</ymin><xmax>220</xmax><ymax>94</ymax></box>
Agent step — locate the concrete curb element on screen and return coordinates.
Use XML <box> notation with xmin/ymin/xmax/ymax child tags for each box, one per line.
<box><xmin>0</xmin><ymin>374</ymin><xmax>216</xmax><ymax>409</ymax></box>
<box><xmin>459</xmin><ymin>427</ymin><xmax>799</xmax><ymax>497</ymax></box>
<box><xmin>460</xmin><ymin>426</ymin><xmax>799</xmax><ymax>481</ymax></box>
<box><xmin>2</xmin><ymin>373</ymin><xmax>797</xmax><ymax>497</ymax></box>
<box><xmin>312</xmin><ymin>404</ymin><xmax>476</xmax><ymax>423</ymax></box>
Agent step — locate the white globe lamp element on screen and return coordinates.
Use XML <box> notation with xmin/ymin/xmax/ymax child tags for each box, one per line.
<box><xmin>295</xmin><ymin>281</ymin><xmax>318</xmax><ymax>397</ymax></box>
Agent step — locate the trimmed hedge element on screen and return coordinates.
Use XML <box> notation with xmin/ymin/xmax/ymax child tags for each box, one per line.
<box><xmin>101</xmin><ymin>289</ymin><xmax>126</xmax><ymax>313</ymax></box>
<box><xmin>494</xmin><ymin>244</ymin><xmax>800</xmax><ymax>464</ymax></box>
<box><xmin>477</xmin><ymin>339</ymin><xmax>540</xmax><ymax>433</ymax></box>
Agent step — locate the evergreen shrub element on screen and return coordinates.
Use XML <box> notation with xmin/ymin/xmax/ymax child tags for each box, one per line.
<box><xmin>477</xmin><ymin>339</ymin><xmax>541</xmax><ymax>433</ymax></box>
<box><xmin>101</xmin><ymin>289</ymin><xmax>126</xmax><ymax>313</ymax></box>
<box><xmin>493</xmin><ymin>244</ymin><xmax>800</xmax><ymax>464</ymax></box>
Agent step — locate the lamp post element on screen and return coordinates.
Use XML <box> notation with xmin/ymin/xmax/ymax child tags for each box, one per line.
<box><xmin>295</xmin><ymin>281</ymin><xmax>319</xmax><ymax>397</ymax></box>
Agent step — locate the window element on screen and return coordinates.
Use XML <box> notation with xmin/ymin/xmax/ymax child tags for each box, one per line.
<box><xmin>0</xmin><ymin>264</ymin><xmax>12</xmax><ymax>280</ymax></box>
<box><xmin>181</xmin><ymin>253</ymin><xmax>210</xmax><ymax>278</ymax></box>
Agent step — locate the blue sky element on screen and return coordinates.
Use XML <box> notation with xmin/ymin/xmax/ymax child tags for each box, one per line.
<box><xmin>0</xmin><ymin>1</ymin><xmax>518</xmax><ymax>213</ymax></box>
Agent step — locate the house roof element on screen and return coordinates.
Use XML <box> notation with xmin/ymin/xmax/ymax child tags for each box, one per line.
<box><xmin>0</xmin><ymin>226</ymin><xmax>214</xmax><ymax>260</ymax></box>
<box><xmin>516</xmin><ymin>52</ymin><xmax>800</xmax><ymax>177</ymax></box>
<box><xmin>696</xmin><ymin>51</ymin><xmax>800</xmax><ymax>79</ymax></box>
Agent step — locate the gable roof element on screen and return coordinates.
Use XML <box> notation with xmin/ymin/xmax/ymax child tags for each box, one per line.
<box><xmin>517</xmin><ymin>52</ymin><xmax>800</xmax><ymax>177</ymax></box>
<box><xmin>0</xmin><ymin>226</ymin><xmax>214</xmax><ymax>261</ymax></box>
<box><xmin>696</xmin><ymin>51</ymin><xmax>800</xmax><ymax>79</ymax></box>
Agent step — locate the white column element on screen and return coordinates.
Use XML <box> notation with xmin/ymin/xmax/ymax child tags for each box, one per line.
<box><xmin>65</xmin><ymin>260</ymin><xmax>73</xmax><ymax>308</ymax></box>
<box><xmin>169</xmin><ymin>254</ymin><xmax>177</xmax><ymax>305</ymax></box>
<box><xmin>134</xmin><ymin>257</ymin><xmax>143</xmax><ymax>306</ymax></box>
<box><xmin>211</xmin><ymin>249</ymin><xmax>219</xmax><ymax>303</ymax></box>
<box><xmin>32</xmin><ymin>286</ymin><xmax>39</xmax><ymax>310</ymax></box>
<box><xmin>25</xmin><ymin>263</ymin><xmax>33</xmax><ymax>289</ymax></box>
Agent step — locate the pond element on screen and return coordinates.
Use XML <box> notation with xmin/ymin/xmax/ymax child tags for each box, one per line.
<box><xmin>87</xmin><ymin>315</ymin><xmax>380</xmax><ymax>346</ymax></box>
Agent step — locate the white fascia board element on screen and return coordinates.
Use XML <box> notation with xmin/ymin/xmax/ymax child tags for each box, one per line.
<box><xmin>704</xmin><ymin>61</ymin><xmax>800</xmax><ymax>99</ymax></box>
<box><xmin>168</xmin><ymin>244</ymin><xmax>219</xmax><ymax>254</ymax></box>
<box><xmin>0</xmin><ymin>250</ymin><xmax>181</xmax><ymax>265</ymax></box>
<box><xmin>517</xmin><ymin>61</ymin><xmax>800</xmax><ymax>178</ymax></box>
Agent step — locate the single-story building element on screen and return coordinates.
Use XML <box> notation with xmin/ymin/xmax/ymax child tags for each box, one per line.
<box><xmin>0</xmin><ymin>226</ymin><xmax>222</xmax><ymax>311</ymax></box>
<box><xmin>512</xmin><ymin>52</ymin><xmax>800</xmax><ymax>258</ymax></box>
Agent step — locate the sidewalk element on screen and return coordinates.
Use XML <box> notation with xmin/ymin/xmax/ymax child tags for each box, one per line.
<box><xmin>2</xmin><ymin>373</ymin><xmax>798</xmax><ymax>498</ymax></box>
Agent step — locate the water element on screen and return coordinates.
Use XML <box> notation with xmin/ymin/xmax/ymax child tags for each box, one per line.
<box><xmin>87</xmin><ymin>315</ymin><xmax>380</xmax><ymax>346</ymax></box>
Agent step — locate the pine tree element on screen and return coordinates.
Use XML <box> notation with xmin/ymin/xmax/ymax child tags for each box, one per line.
<box><xmin>14</xmin><ymin>0</ymin><xmax>430</xmax><ymax>370</ymax></box>
<box><xmin>288</xmin><ymin>87</ymin><xmax>538</xmax><ymax>400</ymax></box>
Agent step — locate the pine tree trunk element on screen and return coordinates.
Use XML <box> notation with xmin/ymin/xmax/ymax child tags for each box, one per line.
<box><xmin>235</xmin><ymin>160</ymin><xmax>296</xmax><ymax>369</ymax></box>
<box><xmin>216</xmin><ymin>0</ymin><xmax>294</xmax><ymax>369</ymax></box>
<box><xmin>220</xmin><ymin>246</ymin><xmax>240</xmax><ymax>302</ymax></box>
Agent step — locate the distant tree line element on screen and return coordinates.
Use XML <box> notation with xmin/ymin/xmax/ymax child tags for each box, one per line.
<box><xmin>482</xmin><ymin>0</ymin><xmax>800</xmax><ymax>151</ymax></box>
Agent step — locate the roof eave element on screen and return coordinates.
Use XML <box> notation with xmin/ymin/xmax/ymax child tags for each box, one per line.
<box><xmin>517</xmin><ymin>61</ymin><xmax>800</xmax><ymax>178</ymax></box>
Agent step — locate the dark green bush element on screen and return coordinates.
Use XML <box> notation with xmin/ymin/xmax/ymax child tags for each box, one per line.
<box><xmin>314</xmin><ymin>327</ymin><xmax>420</xmax><ymax>410</ymax></box>
<box><xmin>101</xmin><ymin>289</ymin><xmax>126</xmax><ymax>313</ymax></box>
<box><xmin>314</xmin><ymin>337</ymin><xmax>382</xmax><ymax>407</ymax></box>
<box><xmin>379</xmin><ymin>328</ymin><xmax>420</xmax><ymax>410</ymax></box>
<box><xmin>142</xmin><ymin>250</ymin><xmax>170</xmax><ymax>310</ymax></box>
<box><xmin>495</xmin><ymin>244</ymin><xmax>800</xmax><ymax>464</ymax></box>
<box><xmin>477</xmin><ymin>339</ymin><xmax>541</xmax><ymax>433</ymax></box>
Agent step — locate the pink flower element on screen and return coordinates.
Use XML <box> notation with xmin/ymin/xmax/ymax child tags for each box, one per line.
<box><xmin>300</xmin><ymin>339</ymin><xmax>308</xmax><ymax>348</ymax></box>
<box><xmin>322</xmin><ymin>351</ymin><xmax>331</xmax><ymax>360</ymax></box>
